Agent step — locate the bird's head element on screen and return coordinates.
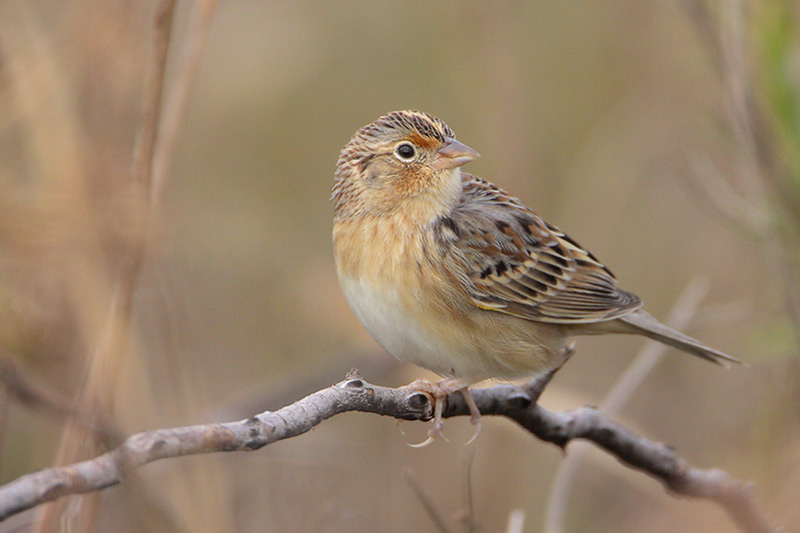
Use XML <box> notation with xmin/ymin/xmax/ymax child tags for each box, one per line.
<box><xmin>333</xmin><ymin>110</ymin><xmax>480</xmax><ymax>219</ymax></box>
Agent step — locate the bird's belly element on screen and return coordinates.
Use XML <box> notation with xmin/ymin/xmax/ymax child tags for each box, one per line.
<box><xmin>338</xmin><ymin>274</ymin><xmax>475</xmax><ymax>377</ymax></box>
<box><xmin>338</xmin><ymin>274</ymin><xmax>561</xmax><ymax>380</ymax></box>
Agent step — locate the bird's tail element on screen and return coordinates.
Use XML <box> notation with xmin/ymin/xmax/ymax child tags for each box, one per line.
<box><xmin>615</xmin><ymin>310</ymin><xmax>741</xmax><ymax>367</ymax></box>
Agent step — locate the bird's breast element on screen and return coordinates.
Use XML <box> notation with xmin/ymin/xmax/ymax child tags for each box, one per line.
<box><xmin>333</xmin><ymin>214</ymin><xmax>465</xmax><ymax>375</ymax></box>
<box><xmin>333</xmin><ymin>213</ymin><xmax>426</xmax><ymax>283</ymax></box>
<box><xmin>332</xmin><ymin>213</ymin><xmax>566</xmax><ymax>380</ymax></box>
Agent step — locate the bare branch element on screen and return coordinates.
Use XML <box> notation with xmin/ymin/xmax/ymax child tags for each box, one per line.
<box><xmin>506</xmin><ymin>403</ymin><xmax>778</xmax><ymax>533</ymax></box>
<box><xmin>544</xmin><ymin>278</ymin><xmax>711</xmax><ymax>533</ymax></box>
<box><xmin>0</xmin><ymin>371</ymin><xmax>780</xmax><ymax>532</ymax></box>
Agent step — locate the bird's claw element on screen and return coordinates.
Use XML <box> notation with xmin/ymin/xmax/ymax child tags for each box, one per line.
<box><xmin>402</xmin><ymin>377</ymin><xmax>482</xmax><ymax>446</ymax></box>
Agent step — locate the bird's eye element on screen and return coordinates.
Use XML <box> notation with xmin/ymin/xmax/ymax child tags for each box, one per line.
<box><xmin>394</xmin><ymin>142</ymin><xmax>416</xmax><ymax>162</ymax></box>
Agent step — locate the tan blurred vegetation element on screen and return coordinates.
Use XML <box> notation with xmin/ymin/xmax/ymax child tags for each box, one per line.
<box><xmin>0</xmin><ymin>1</ymin><xmax>798</xmax><ymax>532</ymax></box>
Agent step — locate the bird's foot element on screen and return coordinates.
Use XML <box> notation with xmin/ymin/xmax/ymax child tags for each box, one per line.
<box><xmin>402</xmin><ymin>377</ymin><xmax>481</xmax><ymax>447</ymax></box>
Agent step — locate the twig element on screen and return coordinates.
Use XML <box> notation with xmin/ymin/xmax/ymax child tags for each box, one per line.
<box><xmin>543</xmin><ymin>279</ymin><xmax>710</xmax><ymax>533</ymax></box>
<box><xmin>506</xmin><ymin>509</ymin><xmax>525</xmax><ymax>533</ymax></box>
<box><xmin>461</xmin><ymin>448</ymin><xmax>478</xmax><ymax>533</ymax></box>
<box><xmin>38</xmin><ymin>2</ymin><xmax>178</xmax><ymax>531</ymax></box>
<box><xmin>151</xmin><ymin>0</ymin><xmax>220</xmax><ymax>207</ymax></box>
<box><xmin>0</xmin><ymin>371</ymin><xmax>780</xmax><ymax>533</ymax></box>
<box><xmin>403</xmin><ymin>468</ymin><xmax>453</xmax><ymax>533</ymax></box>
<box><xmin>131</xmin><ymin>0</ymin><xmax>176</xmax><ymax>198</ymax></box>
<box><xmin>683</xmin><ymin>0</ymin><xmax>800</xmax><ymax>349</ymax></box>
<box><xmin>0</xmin><ymin>359</ymin><xmax>77</xmax><ymax>424</ymax></box>
<box><xmin>0</xmin><ymin>358</ymin><xmax>117</xmax><ymax>441</ymax></box>
<box><xmin>687</xmin><ymin>155</ymin><xmax>768</xmax><ymax>237</ymax></box>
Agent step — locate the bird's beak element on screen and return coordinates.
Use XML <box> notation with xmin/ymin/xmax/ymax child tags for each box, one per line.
<box><xmin>431</xmin><ymin>138</ymin><xmax>481</xmax><ymax>170</ymax></box>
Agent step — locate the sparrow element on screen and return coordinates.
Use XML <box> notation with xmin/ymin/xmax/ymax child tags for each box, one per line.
<box><xmin>332</xmin><ymin>110</ymin><xmax>739</xmax><ymax>444</ymax></box>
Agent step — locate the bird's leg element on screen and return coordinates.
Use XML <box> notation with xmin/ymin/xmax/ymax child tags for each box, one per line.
<box><xmin>402</xmin><ymin>379</ymin><xmax>449</xmax><ymax>447</ymax></box>
<box><xmin>457</xmin><ymin>385</ymin><xmax>482</xmax><ymax>446</ymax></box>
<box><xmin>402</xmin><ymin>377</ymin><xmax>480</xmax><ymax>447</ymax></box>
<box><xmin>523</xmin><ymin>341</ymin><xmax>578</xmax><ymax>402</ymax></box>
<box><xmin>561</xmin><ymin>340</ymin><xmax>577</xmax><ymax>360</ymax></box>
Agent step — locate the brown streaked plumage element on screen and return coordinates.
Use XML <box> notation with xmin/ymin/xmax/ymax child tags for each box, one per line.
<box><xmin>332</xmin><ymin>110</ymin><xmax>740</xmax><ymax>442</ymax></box>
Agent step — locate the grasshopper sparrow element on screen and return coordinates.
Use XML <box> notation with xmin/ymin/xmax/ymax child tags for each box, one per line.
<box><xmin>332</xmin><ymin>110</ymin><xmax>739</xmax><ymax>443</ymax></box>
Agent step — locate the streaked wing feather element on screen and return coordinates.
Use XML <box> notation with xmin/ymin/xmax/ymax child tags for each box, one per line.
<box><xmin>441</xmin><ymin>174</ymin><xmax>642</xmax><ymax>324</ymax></box>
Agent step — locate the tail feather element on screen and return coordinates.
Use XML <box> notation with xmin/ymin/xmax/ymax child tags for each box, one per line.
<box><xmin>616</xmin><ymin>310</ymin><xmax>741</xmax><ymax>367</ymax></box>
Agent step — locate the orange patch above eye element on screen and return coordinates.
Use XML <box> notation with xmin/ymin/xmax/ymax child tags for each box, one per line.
<box><xmin>406</xmin><ymin>132</ymin><xmax>440</xmax><ymax>150</ymax></box>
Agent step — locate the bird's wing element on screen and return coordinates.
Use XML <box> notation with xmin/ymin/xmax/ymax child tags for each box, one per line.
<box><xmin>438</xmin><ymin>174</ymin><xmax>642</xmax><ymax>324</ymax></box>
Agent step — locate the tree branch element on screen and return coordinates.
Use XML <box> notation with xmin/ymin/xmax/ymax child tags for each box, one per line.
<box><xmin>0</xmin><ymin>370</ymin><xmax>780</xmax><ymax>533</ymax></box>
<box><xmin>544</xmin><ymin>278</ymin><xmax>712</xmax><ymax>533</ymax></box>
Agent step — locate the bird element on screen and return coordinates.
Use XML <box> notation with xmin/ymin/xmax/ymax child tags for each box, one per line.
<box><xmin>332</xmin><ymin>110</ymin><xmax>739</xmax><ymax>445</ymax></box>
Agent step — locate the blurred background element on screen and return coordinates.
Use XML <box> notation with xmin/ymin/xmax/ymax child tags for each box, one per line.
<box><xmin>1</xmin><ymin>1</ymin><xmax>798</xmax><ymax>532</ymax></box>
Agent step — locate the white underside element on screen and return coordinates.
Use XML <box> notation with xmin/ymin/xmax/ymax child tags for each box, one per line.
<box><xmin>339</xmin><ymin>275</ymin><xmax>471</xmax><ymax>377</ymax></box>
